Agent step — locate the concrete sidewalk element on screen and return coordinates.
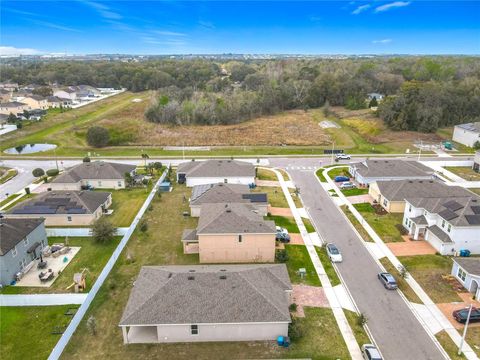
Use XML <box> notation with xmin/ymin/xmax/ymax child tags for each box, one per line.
<box><xmin>268</xmin><ymin>167</ymin><xmax>363</xmax><ymax>360</ymax></box>
<box><xmin>324</xmin><ymin>166</ymin><xmax>477</xmax><ymax>360</ymax></box>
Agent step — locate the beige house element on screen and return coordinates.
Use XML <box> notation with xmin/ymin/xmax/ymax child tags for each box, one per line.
<box><xmin>7</xmin><ymin>191</ymin><xmax>112</xmax><ymax>226</ymax></box>
<box><xmin>370</xmin><ymin>179</ymin><xmax>473</xmax><ymax>213</ymax></box>
<box><xmin>182</xmin><ymin>203</ymin><xmax>276</xmax><ymax>263</ymax></box>
<box><xmin>50</xmin><ymin>161</ymin><xmax>136</xmax><ymax>190</ymax></box>
<box><xmin>189</xmin><ymin>183</ymin><xmax>268</xmax><ymax>217</ymax></box>
<box><xmin>0</xmin><ymin>101</ymin><xmax>28</xmax><ymax>115</ymax></box>
<box><xmin>47</xmin><ymin>96</ymin><xmax>72</xmax><ymax>108</ymax></box>
<box><xmin>119</xmin><ymin>264</ymin><xmax>292</xmax><ymax>344</ymax></box>
<box><xmin>19</xmin><ymin>95</ymin><xmax>48</xmax><ymax>110</ymax></box>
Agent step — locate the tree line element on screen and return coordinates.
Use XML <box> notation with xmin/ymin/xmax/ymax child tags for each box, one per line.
<box><xmin>2</xmin><ymin>56</ymin><xmax>479</xmax><ymax>132</ymax></box>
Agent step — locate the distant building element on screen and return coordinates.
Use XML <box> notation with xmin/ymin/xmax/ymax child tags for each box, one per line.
<box><xmin>177</xmin><ymin>160</ymin><xmax>255</xmax><ymax>187</ymax></box>
<box><xmin>0</xmin><ymin>82</ymin><xmax>18</xmax><ymax>91</ymax></box>
<box><xmin>7</xmin><ymin>190</ymin><xmax>112</xmax><ymax>226</ymax></box>
<box><xmin>47</xmin><ymin>96</ymin><xmax>72</xmax><ymax>108</ymax></box>
<box><xmin>20</xmin><ymin>95</ymin><xmax>49</xmax><ymax>110</ymax></box>
<box><xmin>473</xmin><ymin>151</ymin><xmax>480</xmax><ymax>173</ymax></box>
<box><xmin>367</xmin><ymin>93</ymin><xmax>385</xmax><ymax>102</ymax></box>
<box><xmin>119</xmin><ymin>264</ymin><xmax>292</xmax><ymax>344</ymax></box>
<box><xmin>453</xmin><ymin>122</ymin><xmax>480</xmax><ymax>148</ymax></box>
<box><xmin>0</xmin><ymin>101</ymin><xmax>29</xmax><ymax>115</ymax></box>
<box><xmin>53</xmin><ymin>89</ymin><xmax>77</xmax><ymax>101</ymax></box>
<box><xmin>0</xmin><ymin>218</ymin><xmax>47</xmax><ymax>286</ymax></box>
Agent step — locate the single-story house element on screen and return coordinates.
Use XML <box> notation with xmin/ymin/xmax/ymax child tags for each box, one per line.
<box><xmin>53</xmin><ymin>89</ymin><xmax>77</xmax><ymax>101</ymax></box>
<box><xmin>453</xmin><ymin>122</ymin><xmax>480</xmax><ymax>148</ymax></box>
<box><xmin>47</xmin><ymin>96</ymin><xmax>72</xmax><ymax>108</ymax></box>
<box><xmin>50</xmin><ymin>161</ymin><xmax>136</xmax><ymax>190</ymax></box>
<box><xmin>369</xmin><ymin>179</ymin><xmax>473</xmax><ymax>213</ymax></box>
<box><xmin>349</xmin><ymin>160</ymin><xmax>434</xmax><ymax>186</ymax></box>
<box><xmin>451</xmin><ymin>258</ymin><xmax>480</xmax><ymax>299</ymax></box>
<box><xmin>177</xmin><ymin>160</ymin><xmax>255</xmax><ymax>187</ymax></box>
<box><xmin>182</xmin><ymin>202</ymin><xmax>276</xmax><ymax>263</ymax></box>
<box><xmin>0</xmin><ymin>101</ymin><xmax>29</xmax><ymax>115</ymax></box>
<box><xmin>7</xmin><ymin>190</ymin><xmax>112</xmax><ymax>226</ymax></box>
<box><xmin>0</xmin><ymin>218</ymin><xmax>47</xmax><ymax>286</ymax></box>
<box><xmin>189</xmin><ymin>183</ymin><xmax>268</xmax><ymax>217</ymax></box>
<box><xmin>473</xmin><ymin>151</ymin><xmax>480</xmax><ymax>173</ymax></box>
<box><xmin>403</xmin><ymin>194</ymin><xmax>480</xmax><ymax>255</ymax></box>
<box><xmin>119</xmin><ymin>264</ymin><xmax>292</xmax><ymax>344</ymax></box>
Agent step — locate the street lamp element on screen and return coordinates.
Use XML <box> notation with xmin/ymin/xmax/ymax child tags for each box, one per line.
<box><xmin>458</xmin><ymin>303</ymin><xmax>473</xmax><ymax>356</ymax></box>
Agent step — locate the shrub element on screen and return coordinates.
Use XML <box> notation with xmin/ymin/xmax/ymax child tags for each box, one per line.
<box><xmin>92</xmin><ymin>217</ymin><xmax>116</xmax><ymax>243</ymax></box>
<box><xmin>83</xmin><ymin>156</ymin><xmax>91</xmax><ymax>163</ymax></box>
<box><xmin>357</xmin><ymin>313</ymin><xmax>368</xmax><ymax>327</ymax></box>
<box><xmin>86</xmin><ymin>126</ymin><xmax>110</xmax><ymax>148</ymax></box>
<box><xmin>474</xmin><ymin>141</ymin><xmax>480</xmax><ymax>150</ymax></box>
<box><xmin>46</xmin><ymin>169</ymin><xmax>59</xmax><ymax>177</ymax></box>
<box><xmin>86</xmin><ymin>316</ymin><xmax>97</xmax><ymax>336</ymax></box>
<box><xmin>32</xmin><ymin>168</ymin><xmax>45</xmax><ymax>177</ymax></box>
<box><xmin>275</xmin><ymin>249</ymin><xmax>289</xmax><ymax>263</ymax></box>
<box><xmin>139</xmin><ymin>220</ymin><xmax>148</xmax><ymax>232</ymax></box>
<box><xmin>289</xmin><ymin>303</ymin><xmax>298</xmax><ymax>312</ymax></box>
<box><xmin>288</xmin><ymin>318</ymin><xmax>303</xmax><ymax>341</ymax></box>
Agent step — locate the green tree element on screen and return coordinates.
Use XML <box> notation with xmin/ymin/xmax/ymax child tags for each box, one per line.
<box><xmin>32</xmin><ymin>168</ymin><xmax>45</xmax><ymax>178</ymax></box>
<box><xmin>86</xmin><ymin>126</ymin><xmax>110</xmax><ymax>148</ymax></box>
<box><xmin>83</xmin><ymin>156</ymin><xmax>91</xmax><ymax>163</ymax></box>
<box><xmin>91</xmin><ymin>217</ymin><xmax>116</xmax><ymax>244</ymax></box>
<box><xmin>473</xmin><ymin>141</ymin><xmax>480</xmax><ymax>150</ymax></box>
<box><xmin>7</xmin><ymin>113</ymin><xmax>17</xmax><ymax>123</ymax></box>
<box><xmin>369</xmin><ymin>96</ymin><xmax>378</xmax><ymax>108</ymax></box>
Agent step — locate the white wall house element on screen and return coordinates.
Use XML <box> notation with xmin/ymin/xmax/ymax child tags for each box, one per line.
<box><xmin>177</xmin><ymin>160</ymin><xmax>255</xmax><ymax>187</ymax></box>
<box><xmin>453</xmin><ymin>122</ymin><xmax>480</xmax><ymax>148</ymax></box>
<box><xmin>451</xmin><ymin>258</ymin><xmax>480</xmax><ymax>299</ymax></box>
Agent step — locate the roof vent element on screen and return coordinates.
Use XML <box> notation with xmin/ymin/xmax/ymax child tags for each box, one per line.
<box><xmin>226</xmin><ymin>209</ymin><xmax>231</xmax><ymax>213</ymax></box>
<box><xmin>219</xmin><ymin>275</ymin><xmax>227</xmax><ymax>280</ymax></box>
<box><xmin>187</xmin><ymin>275</ymin><xmax>195</xmax><ymax>280</ymax></box>
<box><xmin>189</xmin><ymin>269</ymin><xmax>195</xmax><ymax>272</ymax></box>
<box><xmin>220</xmin><ymin>269</ymin><xmax>227</xmax><ymax>272</ymax></box>
<box><xmin>168</xmin><ymin>273</ymin><xmax>172</xmax><ymax>278</ymax></box>
<box><xmin>418</xmin><ymin>181</ymin><xmax>423</xmax><ymax>183</ymax></box>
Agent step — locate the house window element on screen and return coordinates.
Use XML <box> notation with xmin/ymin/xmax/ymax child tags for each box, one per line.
<box><xmin>405</xmin><ymin>218</ymin><xmax>408</xmax><ymax>226</ymax></box>
<box><xmin>19</xmin><ymin>258</ymin><xmax>27</xmax><ymax>270</ymax></box>
<box><xmin>12</xmin><ymin>246</ymin><xmax>17</xmax><ymax>258</ymax></box>
<box><xmin>98</xmin><ymin>181</ymin><xmax>102</xmax><ymax>186</ymax></box>
<box><xmin>224</xmin><ymin>179</ymin><xmax>227</xmax><ymax>183</ymax></box>
<box><xmin>409</xmin><ymin>205</ymin><xmax>412</xmax><ymax>212</ymax></box>
<box><xmin>23</xmin><ymin>237</ymin><xmax>29</xmax><ymax>247</ymax></box>
<box><xmin>67</xmin><ymin>216</ymin><xmax>72</xmax><ymax>222</ymax></box>
<box><xmin>238</xmin><ymin>235</ymin><xmax>242</xmax><ymax>243</ymax></box>
<box><xmin>442</xmin><ymin>220</ymin><xmax>445</xmax><ymax>228</ymax></box>
<box><xmin>458</xmin><ymin>268</ymin><xmax>467</xmax><ymax>282</ymax></box>
<box><xmin>118</xmin><ymin>181</ymin><xmax>122</xmax><ymax>187</ymax></box>
<box><xmin>191</xmin><ymin>325</ymin><xmax>198</xmax><ymax>335</ymax></box>
<box><xmin>447</xmin><ymin>224</ymin><xmax>451</xmax><ymax>233</ymax></box>
<box><xmin>383</xmin><ymin>199</ymin><xmax>388</xmax><ymax>207</ymax></box>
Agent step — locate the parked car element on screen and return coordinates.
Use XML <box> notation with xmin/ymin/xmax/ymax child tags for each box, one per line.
<box><xmin>335</xmin><ymin>153</ymin><xmax>351</xmax><ymax>160</ymax></box>
<box><xmin>326</xmin><ymin>243</ymin><xmax>343</xmax><ymax>262</ymax></box>
<box><xmin>276</xmin><ymin>232</ymin><xmax>291</xmax><ymax>243</ymax></box>
<box><xmin>334</xmin><ymin>176</ymin><xmax>350</xmax><ymax>182</ymax></box>
<box><xmin>340</xmin><ymin>182</ymin><xmax>356</xmax><ymax>189</ymax></box>
<box><xmin>377</xmin><ymin>272</ymin><xmax>398</xmax><ymax>290</ymax></box>
<box><xmin>276</xmin><ymin>226</ymin><xmax>289</xmax><ymax>235</ymax></box>
<box><xmin>361</xmin><ymin>344</ymin><xmax>382</xmax><ymax>360</ymax></box>
<box><xmin>453</xmin><ymin>307</ymin><xmax>480</xmax><ymax>324</ymax></box>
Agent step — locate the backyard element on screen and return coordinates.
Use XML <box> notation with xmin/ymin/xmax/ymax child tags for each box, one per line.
<box><xmin>353</xmin><ymin>203</ymin><xmax>405</xmax><ymax>243</ymax></box>
<box><xmin>266</xmin><ymin>215</ymin><xmax>315</xmax><ymax>233</ymax></box>
<box><xmin>445</xmin><ymin>167</ymin><xmax>480</xmax><ymax>181</ymax></box>
<box><xmin>253</xmin><ymin>186</ymin><xmax>302</xmax><ymax>208</ymax></box>
<box><xmin>283</xmin><ymin>245</ymin><xmax>321</xmax><ymax>286</ymax></box>
<box><xmin>106</xmin><ymin>186</ymin><xmax>152</xmax><ymax>227</ymax></box>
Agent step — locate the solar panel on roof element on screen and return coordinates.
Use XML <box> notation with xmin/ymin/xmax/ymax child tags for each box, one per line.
<box><xmin>443</xmin><ymin>200</ymin><xmax>464</xmax><ymax>212</ymax></box>
<box><xmin>438</xmin><ymin>209</ymin><xmax>459</xmax><ymax>221</ymax></box>
<box><xmin>242</xmin><ymin>194</ymin><xmax>267</xmax><ymax>202</ymax></box>
<box><xmin>465</xmin><ymin>215</ymin><xmax>480</xmax><ymax>225</ymax></box>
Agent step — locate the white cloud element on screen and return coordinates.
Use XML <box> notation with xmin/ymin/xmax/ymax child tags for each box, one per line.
<box><xmin>141</xmin><ymin>37</ymin><xmax>186</xmax><ymax>46</ymax></box>
<box><xmin>84</xmin><ymin>1</ymin><xmax>122</xmax><ymax>20</ymax></box>
<box><xmin>153</xmin><ymin>30</ymin><xmax>186</xmax><ymax>37</ymax></box>
<box><xmin>33</xmin><ymin>20</ymin><xmax>81</xmax><ymax>32</ymax></box>
<box><xmin>0</xmin><ymin>46</ymin><xmax>41</xmax><ymax>56</ymax></box>
<box><xmin>375</xmin><ymin>1</ymin><xmax>411</xmax><ymax>13</ymax></box>
<box><xmin>352</xmin><ymin>4</ymin><xmax>371</xmax><ymax>15</ymax></box>
<box><xmin>372</xmin><ymin>38</ymin><xmax>393</xmax><ymax>44</ymax></box>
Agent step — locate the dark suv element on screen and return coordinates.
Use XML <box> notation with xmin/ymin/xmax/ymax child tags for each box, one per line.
<box><xmin>453</xmin><ymin>307</ymin><xmax>480</xmax><ymax>323</ymax></box>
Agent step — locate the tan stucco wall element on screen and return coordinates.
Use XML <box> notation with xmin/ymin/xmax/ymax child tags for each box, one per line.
<box><xmin>22</xmin><ymin>97</ymin><xmax>48</xmax><ymax>110</ymax></box>
<box><xmin>369</xmin><ymin>183</ymin><xmax>405</xmax><ymax>213</ymax></box>
<box><xmin>48</xmin><ymin>183</ymin><xmax>82</xmax><ymax>191</ymax></box>
<box><xmin>198</xmin><ymin>233</ymin><xmax>275</xmax><ymax>263</ymax></box>
<box><xmin>49</xmin><ymin>179</ymin><xmax>125</xmax><ymax>190</ymax></box>
<box><xmin>387</xmin><ymin>201</ymin><xmax>406</xmax><ymax>213</ymax></box>
<box><xmin>368</xmin><ymin>183</ymin><xmax>381</xmax><ymax>202</ymax></box>
<box><xmin>6</xmin><ymin>214</ymin><xmax>96</xmax><ymax>226</ymax></box>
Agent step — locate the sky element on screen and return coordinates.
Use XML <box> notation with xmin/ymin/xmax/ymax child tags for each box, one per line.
<box><xmin>1</xmin><ymin>1</ymin><xmax>479</xmax><ymax>55</ymax></box>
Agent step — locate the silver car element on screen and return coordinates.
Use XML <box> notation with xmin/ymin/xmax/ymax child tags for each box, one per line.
<box><xmin>378</xmin><ymin>272</ymin><xmax>398</xmax><ymax>290</ymax></box>
<box><xmin>361</xmin><ymin>344</ymin><xmax>382</xmax><ymax>360</ymax></box>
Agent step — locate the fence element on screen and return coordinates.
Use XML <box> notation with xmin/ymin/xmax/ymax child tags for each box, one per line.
<box><xmin>48</xmin><ymin>170</ymin><xmax>166</xmax><ymax>360</ymax></box>
<box><xmin>46</xmin><ymin>227</ymin><xmax>129</xmax><ymax>237</ymax></box>
<box><xmin>0</xmin><ymin>294</ymin><xmax>87</xmax><ymax>306</ymax></box>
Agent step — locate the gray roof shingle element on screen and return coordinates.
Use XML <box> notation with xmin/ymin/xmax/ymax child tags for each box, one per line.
<box><xmin>191</xmin><ymin>183</ymin><xmax>267</xmax><ymax>206</ymax></box>
<box><xmin>119</xmin><ymin>264</ymin><xmax>292</xmax><ymax>326</ymax></box>
<box><xmin>0</xmin><ymin>218</ymin><xmax>45</xmax><ymax>255</ymax></box>
<box><xmin>52</xmin><ymin>161</ymin><xmax>136</xmax><ymax>183</ymax></box>
<box><xmin>456</xmin><ymin>122</ymin><xmax>480</xmax><ymax>133</ymax></box>
<box><xmin>453</xmin><ymin>258</ymin><xmax>480</xmax><ymax>276</ymax></box>
<box><xmin>427</xmin><ymin>225</ymin><xmax>453</xmax><ymax>243</ymax></box>
<box><xmin>377</xmin><ymin>180</ymin><xmax>472</xmax><ymax>202</ymax></box>
<box><xmin>352</xmin><ymin>160</ymin><xmax>433</xmax><ymax>179</ymax></box>
<box><xmin>178</xmin><ymin>160</ymin><xmax>255</xmax><ymax>178</ymax></box>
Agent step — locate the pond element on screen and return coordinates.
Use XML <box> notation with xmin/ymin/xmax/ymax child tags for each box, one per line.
<box><xmin>4</xmin><ymin>143</ymin><xmax>57</xmax><ymax>154</ymax></box>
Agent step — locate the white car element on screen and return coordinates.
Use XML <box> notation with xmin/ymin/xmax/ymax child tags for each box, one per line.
<box><xmin>340</xmin><ymin>181</ymin><xmax>356</xmax><ymax>189</ymax></box>
<box><xmin>276</xmin><ymin>226</ymin><xmax>289</xmax><ymax>235</ymax></box>
<box><xmin>326</xmin><ymin>243</ymin><xmax>343</xmax><ymax>263</ymax></box>
<box><xmin>361</xmin><ymin>344</ymin><xmax>382</xmax><ymax>360</ymax></box>
<box><xmin>335</xmin><ymin>153</ymin><xmax>351</xmax><ymax>160</ymax></box>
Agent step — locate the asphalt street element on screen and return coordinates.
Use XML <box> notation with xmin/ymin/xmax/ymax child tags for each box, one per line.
<box><xmin>270</xmin><ymin>157</ymin><xmax>446</xmax><ymax>360</ymax></box>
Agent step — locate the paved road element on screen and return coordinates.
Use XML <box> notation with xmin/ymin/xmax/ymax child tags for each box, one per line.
<box><xmin>270</xmin><ymin>157</ymin><xmax>446</xmax><ymax>360</ymax></box>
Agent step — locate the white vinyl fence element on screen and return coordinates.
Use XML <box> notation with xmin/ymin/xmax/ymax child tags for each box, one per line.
<box><xmin>0</xmin><ymin>294</ymin><xmax>87</xmax><ymax>306</ymax></box>
<box><xmin>48</xmin><ymin>171</ymin><xmax>166</xmax><ymax>360</ymax></box>
<box><xmin>46</xmin><ymin>227</ymin><xmax>129</xmax><ymax>237</ymax></box>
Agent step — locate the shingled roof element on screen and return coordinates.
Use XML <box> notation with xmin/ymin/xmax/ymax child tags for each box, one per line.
<box><xmin>351</xmin><ymin>160</ymin><xmax>433</xmax><ymax>179</ymax></box>
<box><xmin>52</xmin><ymin>161</ymin><xmax>136</xmax><ymax>183</ymax></box>
<box><xmin>197</xmin><ymin>203</ymin><xmax>276</xmax><ymax>234</ymax></box>
<box><xmin>377</xmin><ymin>180</ymin><xmax>472</xmax><ymax>202</ymax></box>
<box><xmin>456</xmin><ymin>122</ymin><xmax>480</xmax><ymax>133</ymax></box>
<box><xmin>191</xmin><ymin>183</ymin><xmax>267</xmax><ymax>206</ymax></box>
<box><xmin>177</xmin><ymin>160</ymin><xmax>255</xmax><ymax>178</ymax></box>
<box><xmin>0</xmin><ymin>218</ymin><xmax>45</xmax><ymax>256</ymax></box>
<box><xmin>9</xmin><ymin>191</ymin><xmax>111</xmax><ymax>215</ymax></box>
<box><xmin>119</xmin><ymin>264</ymin><xmax>292</xmax><ymax>326</ymax></box>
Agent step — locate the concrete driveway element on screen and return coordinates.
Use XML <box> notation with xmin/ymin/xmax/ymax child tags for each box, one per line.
<box><xmin>270</xmin><ymin>157</ymin><xmax>446</xmax><ymax>360</ymax></box>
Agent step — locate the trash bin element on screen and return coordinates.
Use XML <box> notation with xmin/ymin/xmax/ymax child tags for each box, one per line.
<box><xmin>460</xmin><ymin>249</ymin><xmax>471</xmax><ymax>257</ymax></box>
<box><xmin>277</xmin><ymin>336</ymin><xmax>284</xmax><ymax>346</ymax></box>
<box><xmin>283</xmin><ymin>336</ymin><xmax>290</xmax><ymax>347</ymax></box>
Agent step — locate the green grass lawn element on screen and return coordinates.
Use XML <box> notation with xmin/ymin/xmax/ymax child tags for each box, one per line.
<box><xmin>106</xmin><ymin>187</ymin><xmax>151</xmax><ymax>227</ymax></box>
<box><xmin>436</xmin><ymin>331</ymin><xmax>465</xmax><ymax>360</ymax></box>
<box><xmin>276</xmin><ymin>168</ymin><xmax>291</xmax><ymax>181</ymax></box>
<box><xmin>315</xmin><ymin>246</ymin><xmax>341</xmax><ymax>286</ymax></box>
<box><xmin>283</xmin><ymin>245</ymin><xmax>320</xmax><ymax>286</ymax></box>
<box><xmin>342</xmin><ymin>188</ymin><xmax>369</xmax><ymax>197</ymax></box>
<box><xmin>0</xmin><ymin>193</ymin><xmax>22</xmax><ymax>209</ymax></box>
<box><xmin>253</xmin><ymin>186</ymin><xmax>289</xmax><ymax>208</ymax></box>
<box><xmin>0</xmin><ymin>236</ymin><xmax>121</xmax><ymax>294</ymax></box>
<box><xmin>445</xmin><ymin>167</ymin><xmax>480</xmax><ymax>181</ymax></box>
<box><xmin>469</xmin><ymin>188</ymin><xmax>480</xmax><ymax>196</ymax></box>
<box><xmin>0</xmin><ymin>168</ymin><xmax>18</xmax><ymax>184</ymax></box>
<box><xmin>344</xmin><ymin>310</ymin><xmax>371</xmax><ymax>348</ymax></box>
<box><xmin>316</xmin><ymin>168</ymin><xmax>327</xmax><ymax>182</ymax></box>
<box><xmin>256</xmin><ymin>168</ymin><xmax>278</xmax><ymax>181</ymax></box>
<box><xmin>266</xmin><ymin>215</ymin><xmax>300</xmax><ymax>233</ymax></box>
<box><xmin>2</xmin><ymin>193</ymin><xmax>36</xmax><ymax>211</ymax></box>
<box><xmin>340</xmin><ymin>206</ymin><xmax>374</xmax><ymax>242</ymax></box>
<box><xmin>354</xmin><ymin>203</ymin><xmax>405</xmax><ymax>242</ymax></box>
<box><xmin>379</xmin><ymin>257</ymin><xmax>422</xmax><ymax>304</ymax></box>
<box><xmin>0</xmin><ymin>305</ymin><xmax>79</xmax><ymax>360</ymax></box>
<box><xmin>398</xmin><ymin>255</ymin><xmax>462</xmax><ymax>303</ymax></box>
<box><xmin>327</xmin><ymin>166</ymin><xmax>351</xmax><ymax>180</ymax></box>
<box><xmin>303</xmin><ymin>218</ymin><xmax>316</xmax><ymax>233</ymax></box>
<box><xmin>461</xmin><ymin>327</ymin><xmax>480</xmax><ymax>357</ymax></box>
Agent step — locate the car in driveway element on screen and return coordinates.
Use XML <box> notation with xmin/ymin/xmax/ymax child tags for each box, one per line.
<box><xmin>340</xmin><ymin>181</ymin><xmax>356</xmax><ymax>190</ymax></box>
<box><xmin>334</xmin><ymin>176</ymin><xmax>350</xmax><ymax>182</ymax></box>
<box><xmin>326</xmin><ymin>243</ymin><xmax>343</xmax><ymax>262</ymax></box>
<box><xmin>276</xmin><ymin>226</ymin><xmax>289</xmax><ymax>235</ymax></box>
<box><xmin>453</xmin><ymin>307</ymin><xmax>480</xmax><ymax>324</ymax></box>
<box><xmin>361</xmin><ymin>344</ymin><xmax>382</xmax><ymax>360</ymax></box>
<box><xmin>276</xmin><ymin>232</ymin><xmax>291</xmax><ymax>243</ymax></box>
<box><xmin>335</xmin><ymin>153</ymin><xmax>351</xmax><ymax>160</ymax></box>
<box><xmin>378</xmin><ymin>272</ymin><xmax>398</xmax><ymax>290</ymax></box>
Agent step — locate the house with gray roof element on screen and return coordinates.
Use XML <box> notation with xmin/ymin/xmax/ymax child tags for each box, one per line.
<box><xmin>453</xmin><ymin>122</ymin><xmax>480</xmax><ymax>148</ymax></box>
<box><xmin>177</xmin><ymin>160</ymin><xmax>255</xmax><ymax>187</ymax></box>
<box><xmin>369</xmin><ymin>179</ymin><xmax>473</xmax><ymax>213</ymax></box>
<box><xmin>182</xmin><ymin>202</ymin><xmax>276</xmax><ymax>263</ymax></box>
<box><xmin>0</xmin><ymin>218</ymin><xmax>47</xmax><ymax>286</ymax></box>
<box><xmin>119</xmin><ymin>264</ymin><xmax>292</xmax><ymax>344</ymax></box>
<box><xmin>452</xmin><ymin>258</ymin><xmax>480</xmax><ymax>299</ymax></box>
<box><xmin>50</xmin><ymin>161</ymin><xmax>136</xmax><ymax>190</ymax></box>
<box><xmin>6</xmin><ymin>190</ymin><xmax>112</xmax><ymax>226</ymax></box>
<box><xmin>0</xmin><ymin>101</ymin><xmax>29</xmax><ymax>115</ymax></box>
<box><xmin>403</xmin><ymin>192</ymin><xmax>480</xmax><ymax>255</ymax></box>
<box><xmin>349</xmin><ymin>159</ymin><xmax>433</xmax><ymax>186</ymax></box>
<box><xmin>189</xmin><ymin>183</ymin><xmax>268</xmax><ymax>216</ymax></box>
